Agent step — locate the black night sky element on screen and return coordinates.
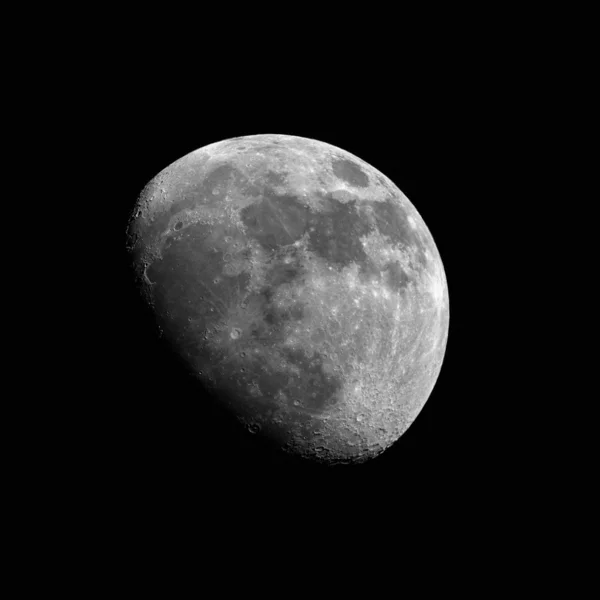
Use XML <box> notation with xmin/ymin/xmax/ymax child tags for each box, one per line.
<box><xmin>22</xmin><ymin>11</ymin><xmax>546</xmax><ymax>575</ymax></box>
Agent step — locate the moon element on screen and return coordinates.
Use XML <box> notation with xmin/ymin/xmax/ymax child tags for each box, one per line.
<box><xmin>127</xmin><ymin>134</ymin><xmax>449</xmax><ymax>465</ymax></box>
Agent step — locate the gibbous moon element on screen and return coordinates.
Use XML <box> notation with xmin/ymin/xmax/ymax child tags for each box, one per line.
<box><xmin>127</xmin><ymin>134</ymin><xmax>449</xmax><ymax>464</ymax></box>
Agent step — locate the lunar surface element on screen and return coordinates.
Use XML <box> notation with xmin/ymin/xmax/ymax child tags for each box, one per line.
<box><xmin>127</xmin><ymin>134</ymin><xmax>449</xmax><ymax>464</ymax></box>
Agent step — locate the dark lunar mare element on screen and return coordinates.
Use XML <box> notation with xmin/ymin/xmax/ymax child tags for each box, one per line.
<box><xmin>241</xmin><ymin>194</ymin><xmax>308</xmax><ymax>251</ymax></box>
<box><xmin>331</xmin><ymin>158</ymin><xmax>370</xmax><ymax>187</ymax></box>
<box><xmin>144</xmin><ymin>210</ymin><xmax>344</xmax><ymax>438</ymax></box>
<box><xmin>305</xmin><ymin>195</ymin><xmax>372</xmax><ymax>268</ymax></box>
<box><xmin>147</xmin><ymin>222</ymin><xmax>248</xmax><ymax>358</ymax></box>
<box><xmin>367</xmin><ymin>199</ymin><xmax>429</xmax><ymax>269</ymax></box>
<box><xmin>241</xmin><ymin>188</ymin><xmax>375</xmax><ymax>270</ymax></box>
